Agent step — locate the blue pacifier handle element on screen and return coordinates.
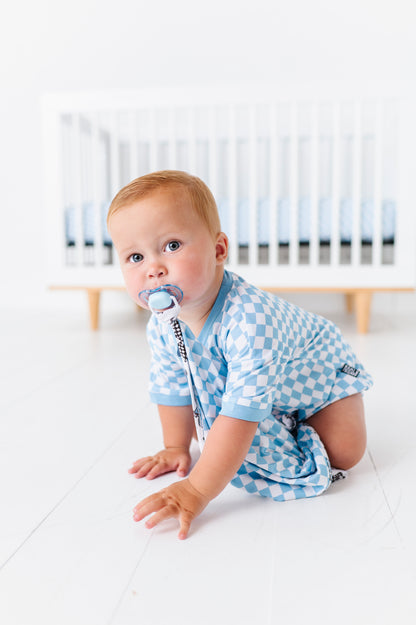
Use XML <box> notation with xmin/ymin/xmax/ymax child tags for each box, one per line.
<box><xmin>138</xmin><ymin>285</ymin><xmax>183</xmax><ymax>322</ymax></box>
<box><xmin>148</xmin><ymin>290</ymin><xmax>173</xmax><ymax>310</ymax></box>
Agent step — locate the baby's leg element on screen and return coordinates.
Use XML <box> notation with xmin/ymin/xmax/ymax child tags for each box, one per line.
<box><xmin>307</xmin><ymin>393</ymin><xmax>366</xmax><ymax>470</ymax></box>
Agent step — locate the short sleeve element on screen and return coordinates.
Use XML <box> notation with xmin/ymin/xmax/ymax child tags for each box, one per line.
<box><xmin>220</xmin><ymin>301</ymin><xmax>286</xmax><ymax>421</ymax></box>
<box><xmin>146</xmin><ymin>318</ymin><xmax>191</xmax><ymax>406</ymax></box>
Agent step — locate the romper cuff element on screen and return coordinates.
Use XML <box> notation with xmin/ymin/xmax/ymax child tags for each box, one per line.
<box><xmin>149</xmin><ymin>391</ymin><xmax>192</xmax><ymax>407</ymax></box>
<box><xmin>220</xmin><ymin>400</ymin><xmax>270</xmax><ymax>422</ymax></box>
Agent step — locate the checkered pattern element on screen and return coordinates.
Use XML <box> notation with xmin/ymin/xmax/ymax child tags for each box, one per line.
<box><xmin>147</xmin><ymin>323</ymin><xmax>191</xmax><ymax>405</ymax></box>
<box><xmin>231</xmin><ymin>420</ymin><xmax>331</xmax><ymax>500</ymax></box>
<box><xmin>147</xmin><ymin>270</ymin><xmax>373</xmax><ymax>501</ymax></box>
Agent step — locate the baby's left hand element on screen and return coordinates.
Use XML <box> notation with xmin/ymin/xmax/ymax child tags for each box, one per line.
<box><xmin>133</xmin><ymin>478</ymin><xmax>210</xmax><ymax>539</ymax></box>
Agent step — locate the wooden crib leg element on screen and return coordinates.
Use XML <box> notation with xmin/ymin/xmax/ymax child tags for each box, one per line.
<box><xmin>87</xmin><ymin>288</ymin><xmax>101</xmax><ymax>330</ymax></box>
<box><xmin>345</xmin><ymin>293</ymin><xmax>355</xmax><ymax>314</ymax></box>
<box><xmin>354</xmin><ymin>291</ymin><xmax>372</xmax><ymax>334</ymax></box>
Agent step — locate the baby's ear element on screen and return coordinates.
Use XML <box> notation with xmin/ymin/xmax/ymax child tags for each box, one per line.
<box><xmin>216</xmin><ymin>232</ymin><xmax>228</xmax><ymax>263</ymax></box>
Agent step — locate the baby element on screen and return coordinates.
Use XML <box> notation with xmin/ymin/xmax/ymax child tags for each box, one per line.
<box><xmin>107</xmin><ymin>170</ymin><xmax>373</xmax><ymax>540</ymax></box>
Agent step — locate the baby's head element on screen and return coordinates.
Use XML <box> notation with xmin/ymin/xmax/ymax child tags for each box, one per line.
<box><xmin>107</xmin><ymin>170</ymin><xmax>221</xmax><ymax>241</ymax></box>
<box><xmin>107</xmin><ymin>171</ymin><xmax>228</xmax><ymax>318</ymax></box>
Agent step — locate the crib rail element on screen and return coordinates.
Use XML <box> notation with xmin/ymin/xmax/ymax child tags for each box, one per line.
<box><xmin>42</xmin><ymin>86</ymin><xmax>416</xmax><ymax>289</ymax></box>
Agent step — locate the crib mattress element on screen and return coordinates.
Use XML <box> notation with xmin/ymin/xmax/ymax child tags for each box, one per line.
<box><xmin>64</xmin><ymin>197</ymin><xmax>396</xmax><ymax>247</ymax></box>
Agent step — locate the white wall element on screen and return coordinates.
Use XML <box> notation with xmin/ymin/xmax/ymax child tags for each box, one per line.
<box><xmin>1</xmin><ymin>0</ymin><xmax>415</xmax><ymax>312</ymax></box>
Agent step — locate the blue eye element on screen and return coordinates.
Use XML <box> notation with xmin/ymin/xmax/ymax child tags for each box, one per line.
<box><xmin>129</xmin><ymin>253</ymin><xmax>143</xmax><ymax>263</ymax></box>
<box><xmin>165</xmin><ymin>240</ymin><xmax>181</xmax><ymax>252</ymax></box>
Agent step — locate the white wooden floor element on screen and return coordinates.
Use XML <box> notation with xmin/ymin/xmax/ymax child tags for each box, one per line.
<box><xmin>1</xmin><ymin>299</ymin><xmax>415</xmax><ymax>625</ymax></box>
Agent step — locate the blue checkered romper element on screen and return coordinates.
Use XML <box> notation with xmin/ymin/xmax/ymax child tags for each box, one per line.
<box><xmin>147</xmin><ymin>271</ymin><xmax>373</xmax><ymax>501</ymax></box>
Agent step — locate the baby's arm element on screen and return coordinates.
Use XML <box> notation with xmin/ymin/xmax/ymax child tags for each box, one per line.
<box><xmin>128</xmin><ymin>404</ymin><xmax>195</xmax><ymax>479</ymax></box>
<box><xmin>133</xmin><ymin>415</ymin><xmax>258</xmax><ymax>539</ymax></box>
<box><xmin>188</xmin><ymin>414</ymin><xmax>258</xmax><ymax>499</ymax></box>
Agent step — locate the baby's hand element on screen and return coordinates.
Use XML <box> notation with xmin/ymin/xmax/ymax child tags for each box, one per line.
<box><xmin>128</xmin><ymin>447</ymin><xmax>191</xmax><ymax>480</ymax></box>
<box><xmin>133</xmin><ymin>478</ymin><xmax>210</xmax><ymax>539</ymax></box>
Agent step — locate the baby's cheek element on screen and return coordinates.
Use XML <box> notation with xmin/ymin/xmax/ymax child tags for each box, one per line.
<box><xmin>122</xmin><ymin>273</ymin><xmax>142</xmax><ymax>305</ymax></box>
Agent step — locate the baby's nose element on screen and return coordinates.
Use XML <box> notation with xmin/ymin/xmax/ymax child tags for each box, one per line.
<box><xmin>148</xmin><ymin>264</ymin><xmax>167</xmax><ymax>279</ymax></box>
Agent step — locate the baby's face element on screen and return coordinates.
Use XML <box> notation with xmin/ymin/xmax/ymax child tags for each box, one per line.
<box><xmin>108</xmin><ymin>188</ymin><xmax>227</xmax><ymax>317</ymax></box>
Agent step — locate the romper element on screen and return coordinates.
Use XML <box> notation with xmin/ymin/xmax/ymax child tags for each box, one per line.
<box><xmin>147</xmin><ymin>271</ymin><xmax>373</xmax><ymax>501</ymax></box>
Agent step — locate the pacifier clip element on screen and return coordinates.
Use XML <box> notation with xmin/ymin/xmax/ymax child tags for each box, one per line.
<box><xmin>139</xmin><ymin>286</ymin><xmax>206</xmax><ymax>448</ymax></box>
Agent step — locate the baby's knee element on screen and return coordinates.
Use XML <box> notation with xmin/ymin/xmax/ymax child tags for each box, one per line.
<box><xmin>308</xmin><ymin>394</ymin><xmax>367</xmax><ymax>470</ymax></box>
<box><xmin>328</xmin><ymin>438</ymin><xmax>366</xmax><ymax>470</ymax></box>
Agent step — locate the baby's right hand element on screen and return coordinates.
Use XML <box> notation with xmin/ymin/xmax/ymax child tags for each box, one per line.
<box><xmin>128</xmin><ymin>447</ymin><xmax>192</xmax><ymax>480</ymax></box>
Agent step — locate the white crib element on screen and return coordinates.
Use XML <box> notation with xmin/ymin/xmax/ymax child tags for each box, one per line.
<box><xmin>42</xmin><ymin>85</ymin><xmax>416</xmax><ymax>331</ymax></box>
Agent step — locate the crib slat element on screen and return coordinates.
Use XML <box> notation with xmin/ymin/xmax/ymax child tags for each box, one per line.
<box><xmin>129</xmin><ymin>110</ymin><xmax>139</xmax><ymax>180</ymax></box>
<box><xmin>351</xmin><ymin>101</ymin><xmax>362</xmax><ymax>267</ymax></box>
<box><xmin>289</xmin><ymin>102</ymin><xmax>299</xmax><ymax>266</ymax></box>
<box><xmin>168</xmin><ymin>108</ymin><xmax>176</xmax><ymax>168</ymax></box>
<box><xmin>71</xmin><ymin>114</ymin><xmax>83</xmax><ymax>266</ymax></box>
<box><xmin>44</xmin><ymin>104</ymin><xmax>67</xmax><ymax>273</ymax></box>
<box><xmin>309</xmin><ymin>101</ymin><xmax>319</xmax><ymax>267</ymax></box>
<box><xmin>228</xmin><ymin>105</ymin><xmax>238</xmax><ymax>266</ymax></box>
<box><xmin>149</xmin><ymin>109</ymin><xmax>158</xmax><ymax>171</ymax></box>
<box><xmin>330</xmin><ymin>102</ymin><xmax>341</xmax><ymax>267</ymax></box>
<box><xmin>269</xmin><ymin>104</ymin><xmax>278</xmax><ymax>266</ymax></box>
<box><xmin>188</xmin><ymin>107</ymin><xmax>197</xmax><ymax>174</ymax></box>
<box><xmin>248</xmin><ymin>105</ymin><xmax>257</xmax><ymax>267</ymax></box>
<box><xmin>81</xmin><ymin>117</ymin><xmax>92</xmax><ymax>263</ymax></box>
<box><xmin>91</xmin><ymin>113</ymin><xmax>104</xmax><ymax>263</ymax></box>
<box><xmin>396</xmin><ymin>97</ymin><xmax>416</xmax><ymax>276</ymax></box>
<box><xmin>208</xmin><ymin>107</ymin><xmax>217</xmax><ymax>199</ymax></box>
<box><xmin>109</xmin><ymin>112</ymin><xmax>120</xmax><ymax>200</ymax></box>
<box><xmin>372</xmin><ymin>100</ymin><xmax>383</xmax><ymax>267</ymax></box>
<box><xmin>61</xmin><ymin>117</ymin><xmax>72</xmax><ymax>264</ymax></box>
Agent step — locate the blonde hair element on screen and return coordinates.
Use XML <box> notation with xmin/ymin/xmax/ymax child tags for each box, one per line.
<box><xmin>107</xmin><ymin>170</ymin><xmax>221</xmax><ymax>239</ymax></box>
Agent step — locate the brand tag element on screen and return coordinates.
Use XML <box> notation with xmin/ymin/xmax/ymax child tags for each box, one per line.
<box><xmin>341</xmin><ymin>364</ymin><xmax>360</xmax><ymax>377</ymax></box>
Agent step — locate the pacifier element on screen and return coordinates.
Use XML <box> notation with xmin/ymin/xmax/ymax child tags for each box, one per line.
<box><xmin>138</xmin><ymin>285</ymin><xmax>183</xmax><ymax>322</ymax></box>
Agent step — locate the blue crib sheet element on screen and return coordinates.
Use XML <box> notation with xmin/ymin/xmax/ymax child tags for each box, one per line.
<box><xmin>218</xmin><ymin>197</ymin><xmax>395</xmax><ymax>245</ymax></box>
<box><xmin>65</xmin><ymin>201</ymin><xmax>112</xmax><ymax>247</ymax></box>
<box><xmin>64</xmin><ymin>197</ymin><xmax>396</xmax><ymax>247</ymax></box>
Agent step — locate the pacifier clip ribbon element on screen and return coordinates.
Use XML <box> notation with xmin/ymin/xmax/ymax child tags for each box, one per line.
<box><xmin>139</xmin><ymin>286</ymin><xmax>206</xmax><ymax>448</ymax></box>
